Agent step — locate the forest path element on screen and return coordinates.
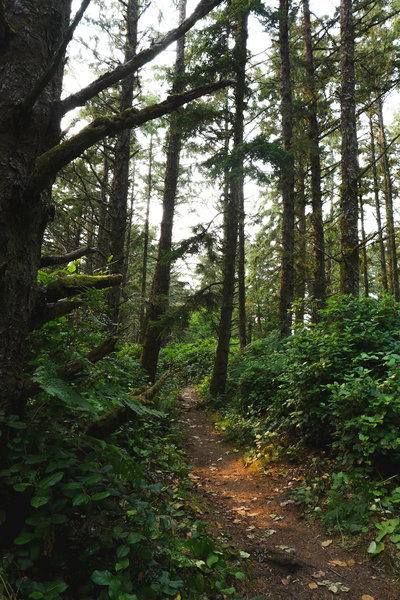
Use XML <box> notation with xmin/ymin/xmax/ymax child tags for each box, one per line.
<box><xmin>178</xmin><ymin>387</ymin><xmax>399</xmax><ymax>600</ymax></box>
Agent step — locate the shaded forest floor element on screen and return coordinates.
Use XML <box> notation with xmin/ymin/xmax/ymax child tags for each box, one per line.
<box><xmin>178</xmin><ymin>387</ymin><xmax>400</xmax><ymax>600</ymax></box>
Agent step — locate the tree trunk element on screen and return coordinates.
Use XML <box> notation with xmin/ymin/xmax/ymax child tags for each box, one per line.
<box><xmin>140</xmin><ymin>0</ymin><xmax>187</xmax><ymax>382</ymax></box>
<box><xmin>278</xmin><ymin>0</ymin><xmax>295</xmax><ymax>336</ymax></box>
<box><xmin>237</xmin><ymin>184</ymin><xmax>247</xmax><ymax>349</ymax></box>
<box><xmin>302</xmin><ymin>0</ymin><xmax>326</xmax><ymax>321</ymax></box>
<box><xmin>96</xmin><ymin>150</ymin><xmax>110</xmax><ymax>270</ymax></box>
<box><xmin>209</xmin><ymin>3</ymin><xmax>248</xmax><ymax>395</ymax></box>
<box><xmin>377</xmin><ymin>96</ymin><xmax>399</xmax><ymax>300</ymax></box>
<box><xmin>359</xmin><ymin>191</ymin><xmax>369</xmax><ymax>296</ymax></box>
<box><xmin>368</xmin><ymin>114</ymin><xmax>388</xmax><ymax>292</ymax></box>
<box><xmin>339</xmin><ymin>0</ymin><xmax>359</xmax><ymax>296</ymax></box>
<box><xmin>108</xmin><ymin>0</ymin><xmax>138</xmax><ymax>328</ymax></box>
<box><xmin>0</xmin><ymin>1</ymin><xmax>72</xmax><ymax>415</ymax></box>
<box><xmin>138</xmin><ymin>134</ymin><xmax>153</xmax><ymax>344</ymax></box>
<box><xmin>294</xmin><ymin>157</ymin><xmax>306</xmax><ymax>326</ymax></box>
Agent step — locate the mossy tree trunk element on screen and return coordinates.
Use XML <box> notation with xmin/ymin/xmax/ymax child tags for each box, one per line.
<box><xmin>0</xmin><ymin>1</ymin><xmax>72</xmax><ymax>415</ymax></box>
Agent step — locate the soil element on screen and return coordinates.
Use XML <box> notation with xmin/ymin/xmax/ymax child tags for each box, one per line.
<box><xmin>178</xmin><ymin>387</ymin><xmax>400</xmax><ymax>600</ymax></box>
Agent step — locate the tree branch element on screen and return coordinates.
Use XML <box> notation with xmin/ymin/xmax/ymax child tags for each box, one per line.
<box><xmin>86</xmin><ymin>372</ymin><xmax>169</xmax><ymax>438</ymax></box>
<box><xmin>357</xmin><ymin>131</ymin><xmax>400</xmax><ymax>181</ymax></box>
<box><xmin>32</xmin><ymin>299</ymin><xmax>81</xmax><ymax>330</ymax></box>
<box><xmin>59</xmin><ymin>336</ymin><xmax>118</xmax><ymax>379</ymax></box>
<box><xmin>27</xmin><ymin>80</ymin><xmax>232</xmax><ymax>197</ymax></box>
<box><xmin>58</xmin><ymin>0</ymin><xmax>225</xmax><ymax>115</ymax></box>
<box><xmin>40</xmin><ymin>245</ymin><xmax>96</xmax><ymax>267</ymax></box>
<box><xmin>21</xmin><ymin>0</ymin><xmax>92</xmax><ymax>113</ymax></box>
<box><xmin>45</xmin><ymin>274</ymin><xmax>122</xmax><ymax>302</ymax></box>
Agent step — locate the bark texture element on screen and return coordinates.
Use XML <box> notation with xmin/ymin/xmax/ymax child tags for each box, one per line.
<box><xmin>339</xmin><ymin>0</ymin><xmax>360</xmax><ymax>296</ymax></box>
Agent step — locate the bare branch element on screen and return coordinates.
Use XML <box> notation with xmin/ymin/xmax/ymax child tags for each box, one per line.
<box><xmin>58</xmin><ymin>0</ymin><xmax>225</xmax><ymax>115</ymax></box>
<box><xmin>21</xmin><ymin>0</ymin><xmax>92</xmax><ymax>113</ymax></box>
<box><xmin>28</xmin><ymin>80</ymin><xmax>232</xmax><ymax>197</ymax></box>
<box><xmin>357</xmin><ymin>131</ymin><xmax>400</xmax><ymax>181</ymax></box>
<box><xmin>40</xmin><ymin>244</ymin><xmax>96</xmax><ymax>267</ymax></box>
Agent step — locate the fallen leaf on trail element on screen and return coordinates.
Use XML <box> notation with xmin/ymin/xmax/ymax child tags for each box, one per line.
<box><xmin>361</xmin><ymin>595</ymin><xmax>374</xmax><ymax>600</ymax></box>
<box><xmin>281</xmin><ymin>577</ymin><xmax>291</xmax><ymax>585</ymax></box>
<box><xmin>316</xmin><ymin>580</ymin><xmax>350</xmax><ymax>594</ymax></box>
<box><xmin>233</xmin><ymin>519</ymin><xmax>241</xmax><ymax>524</ymax></box>
<box><xmin>347</xmin><ymin>558</ymin><xmax>355</xmax><ymax>566</ymax></box>
<box><xmin>280</xmin><ymin>500</ymin><xmax>295</xmax><ymax>507</ymax></box>
<box><xmin>309</xmin><ymin>583</ymin><xmax>318</xmax><ymax>590</ymax></box>
<box><xmin>246</xmin><ymin>533</ymin><xmax>255</xmax><ymax>540</ymax></box>
<box><xmin>248</xmin><ymin>512</ymin><xmax>259</xmax><ymax>517</ymax></box>
<box><xmin>265</xmin><ymin>529</ymin><xmax>276</xmax><ymax>537</ymax></box>
<box><xmin>321</xmin><ymin>539</ymin><xmax>333</xmax><ymax>547</ymax></box>
<box><xmin>276</xmin><ymin>545</ymin><xmax>296</xmax><ymax>554</ymax></box>
<box><xmin>312</xmin><ymin>571</ymin><xmax>326</xmax><ymax>578</ymax></box>
<box><xmin>328</xmin><ymin>559</ymin><xmax>347</xmax><ymax>567</ymax></box>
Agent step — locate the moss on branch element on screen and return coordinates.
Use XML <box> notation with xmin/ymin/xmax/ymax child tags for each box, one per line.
<box><xmin>45</xmin><ymin>274</ymin><xmax>122</xmax><ymax>302</ymax></box>
<box><xmin>27</xmin><ymin>80</ymin><xmax>232</xmax><ymax>197</ymax></box>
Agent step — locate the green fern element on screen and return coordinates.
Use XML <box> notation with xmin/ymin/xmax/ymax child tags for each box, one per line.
<box><xmin>33</xmin><ymin>361</ymin><xmax>92</xmax><ymax>412</ymax></box>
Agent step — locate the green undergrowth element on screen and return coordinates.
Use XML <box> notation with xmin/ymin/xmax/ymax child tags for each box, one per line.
<box><xmin>198</xmin><ymin>296</ymin><xmax>400</xmax><ymax>561</ymax></box>
<box><xmin>0</xmin><ymin>279</ymin><xmax>259</xmax><ymax>600</ymax></box>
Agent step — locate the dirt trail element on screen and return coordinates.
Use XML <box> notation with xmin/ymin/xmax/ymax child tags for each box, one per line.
<box><xmin>178</xmin><ymin>387</ymin><xmax>400</xmax><ymax>600</ymax></box>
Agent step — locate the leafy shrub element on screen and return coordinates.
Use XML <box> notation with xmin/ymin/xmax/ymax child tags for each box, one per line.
<box><xmin>219</xmin><ymin>295</ymin><xmax>400</xmax><ymax>470</ymax></box>
<box><xmin>159</xmin><ymin>338</ymin><xmax>217</xmax><ymax>384</ymax></box>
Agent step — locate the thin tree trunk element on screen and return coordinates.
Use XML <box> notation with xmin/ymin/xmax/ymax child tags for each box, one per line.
<box><xmin>237</xmin><ymin>175</ymin><xmax>247</xmax><ymax>348</ymax></box>
<box><xmin>377</xmin><ymin>96</ymin><xmax>399</xmax><ymax>300</ymax></box>
<box><xmin>359</xmin><ymin>191</ymin><xmax>369</xmax><ymax>296</ymax></box>
<box><xmin>339</xmin><ymin>0</ymin><xmax>359</xmax><ymax>296</ymax></box>
<box><xmin>108</xmin><ymin>0</ymin><xmax>138</xmax><ymax>328</ymax></box>
<box><xmin>209</xmin><ymin>3</ymin><xmax>248</xmax><ymax>395</ymax></box>
<box><xmin>302</xmin><ymin>0</ymin><xmax>326</xmax><ymax>320</ymax></box>
<box><xmin>138</xmin><ymin>134</ymin><xmax>153</xmax><ymax>344</ymax></box>
<box><xmin>96</xmin><ymin>151</ymin><xmax>110</xmax><ymax>270</ymax></box>
<box><xmin>368</xmin><ymin>114</ymin><xmax>388</xmax><ymax>292</ymax></box>
<box><xmin>294</xmin><ymin>157</ymin><xmax>306</xmax><ymax>326</ymax></box>
<box><xmin>278</xmin><ymin>0</ymin><xmax>295</xmax><ymax>336</ymax></box>
<box><xmin>140</xmin><ymin>0</ymin><xmax>186</xmax><ymax>381</ymax></box>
